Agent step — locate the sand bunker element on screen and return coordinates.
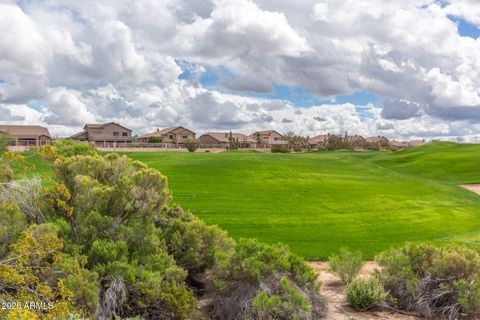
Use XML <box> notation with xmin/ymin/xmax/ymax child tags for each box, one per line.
<box><xmin>460</xmin><ymin>184</ymin><xmax>480</xmax><ymax>195</ymax></box>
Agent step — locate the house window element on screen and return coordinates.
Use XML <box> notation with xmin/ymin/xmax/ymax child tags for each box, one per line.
<box><xmin>113</xmin><ymin>132</ymin><xmax>119</xmax><ymax>136</ymax></box>
<box><xmin>274</xmin><ymin>137</ymin><xmax>279</xmax><ymax>141</ymax></box>
<box><xmin>182</xmin><ymin>135</ymin><xmax>188</xmax><ymax>139</ymax></box>
<box><xmin>169</xmin><ymin>135</ymin><xmax>174</xmax><ymax>139</ymax></box>
<box><xmin>122</xmin><ymin>132</ymin><xmax>128</xmax><ymax>137</ymax></box>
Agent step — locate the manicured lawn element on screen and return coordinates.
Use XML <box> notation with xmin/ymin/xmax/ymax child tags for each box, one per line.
<box><xmin>121</xmin><ymin>143</ymin><xmax>480</xmax><ymax>259</ymax></box>
<box><xmin>20</xmin><ymin>142</ymin><xmax>480</xmax><ymax>259</ymax></box>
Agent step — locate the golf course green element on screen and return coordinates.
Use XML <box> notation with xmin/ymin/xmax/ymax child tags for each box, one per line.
<box><xmin>22</xmin><ymin>142</ymin><xmax>480</xmax><ymax>259</ymax></box>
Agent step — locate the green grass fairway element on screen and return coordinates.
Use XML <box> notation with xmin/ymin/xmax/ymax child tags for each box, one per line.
<box><xmin>20</xmin><ymin>142</ymin><xmax>480</xmax><ymax>259</ymax></box>
<box><xmin>119</xmin><ymin>143</ymin><xmax>480</xmax><ymax>259</ymax></box>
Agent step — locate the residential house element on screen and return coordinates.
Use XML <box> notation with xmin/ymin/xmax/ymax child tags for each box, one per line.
<box><xmin>198</xmin><ymin>132</ymin><xmax>257</xmax><ymax>148</ymax></box>
<box><xmin>0</xmin><ymin>125</ymin><xmax>51</xmax><ymax>146</ymax></box>
<box><xmin>137</xmin><ymin>126</ymin><xmax>196</xmax><ymax>145</ymax></box>
<box><xmin>389</xmin><ymin>139</ymin><xmax>426</xmax><ymax>150</ymax></box>
<box><xmin>250</xmin><ymin>130</ymin><xmax>287</xmax><ymax>147</ymax></box>
<box><xmin>308</xmin><ymin>134</ymin><xmax>329</xmax><ymax>149</ymax></box>
<box><xmin>389</xmin><ymin>140</ymin><xmax>410</xmax><ymax>150</ymax></box>
<box><xmin>408</xmin><ymin>140</ymin><xmax>426</xmax><ymax>147</ymax></box>
<box><xmin>69</xmin><ymin>122</ymin><xmax>134</xmax><ymax>147</ymax></box>
<box><xmin>346</xmin><ymin>135</ymin><xmax>367</xmax><ymax>150</ymax></box>
<box><xmin>366</xmin><ymin>136</ymin><xmax>390</xmax><ymax>149</ymax></box>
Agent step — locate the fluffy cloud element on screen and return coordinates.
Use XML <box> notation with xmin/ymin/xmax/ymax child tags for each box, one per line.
<box><xmin>42</xmin><ymin>87</ymin><xmax>96</xmax><ymax>126</ymax></box>
<box><xmin>382</xmin><ymin>100</ymin><xmax>422</xmax><ymax>120</ymax></box>
<box><xmin>1</xmin><ymin>0</ymin><xmax>480</xmax><ymax>141</ymax></box>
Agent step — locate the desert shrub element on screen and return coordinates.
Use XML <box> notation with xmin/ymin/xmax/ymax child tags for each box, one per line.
<box><xmin>206</xmin><ymin>238</ymin><xmax>325</xmax><ymax>320</ymax></box>
<box><xmin>48</xmin><ymin>153</ymin><xmax>197</xmax><ymax>319</ymax></box>
<box><xmin>0</xmin><ymin>132</ymin><xmax>14</xmax><ymax>154</ymax></box>
<box><xmin>158</xmin><ymin>206</ymin><xmax>234</xmax><ymax>290</ymax></box>
<box><xmin>0</xmin><ymin>165</ymin><xmax>13</xmax><ymax>182</ymax></box>
<box><xmin>293</xmin><ymin>145</ymin><xmax>303</xmax><ymax>152</ymax></box>
<box><xmin>253</xmin><ymin>277</ymin><xmax>312</xmax><ymax>319</ymax></box>
<box><xmin>0</xmin><ymin>150</ymin><xmax>25</xmax><ymax>182</ymax></box>
<box><xmin>346</xmin><ymin>277</ymin><xmax>387</xmax><ymax>310</ymax></box>
<box><xmin>147</xmin><ymin>136</ymin><xmax>161</xmax><ymax>143</ymax></box>
<box><xmin>38</xmin><ymin>143</ymin><xmax>58</xmax><ymax>161</ymax></box>
<box><xmin>0</xmin><ymin>224</ymin><xmax>98</xmax><ymax>319</ymax></box>
<box><xmin>329</xmin><ymin>247</ymin><xmax>364</xmax><ymax>284</ymax></box>
<box><xmin>184</xmin><ymin>140</ymin><xmax>199</xmax><ymax>152</ymax></box>
<box><xmin>0</xmin><ymin>202</ymin><xmax>27</xmax><ymax>258</ymax></box>
<box><xmin>54</xmin><ymin>139</ymin><xmax>96</xmax><ymax>157</ymax></box>
<box><xmin>271</xmin><ymin>145</ymin><xmax>290</xmax><ymax>153</ymax></box>
<box><xmin>376</xmin><ymin>243</ymin><xmax>480</xmax><ymax>319</ymax></box>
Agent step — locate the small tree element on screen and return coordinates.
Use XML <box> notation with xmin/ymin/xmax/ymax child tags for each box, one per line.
<box><xmin>184</xmin><ymin>140</ymin><xmax>199</xmax><ymax>152</ymax></box>
<box><xmin>326</xmin><ymin>134</ymin><xmax>342</xmax><ymax>150</ymax></box>
<box><xmin>284</xmin><ymin>132</ymin><xmax>308</xmax><ymax>151</ymax></box>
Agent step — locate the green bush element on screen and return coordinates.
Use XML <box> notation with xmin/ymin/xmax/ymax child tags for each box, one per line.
<box><xmin>159</xmin><ymin>206</ymin><xmax>234</xmax><ymax>285</ymax></box>
<box><xmin>147</xmin><ymin>136</ymin><xmax>161</xmax><ymax>143</ymax></box>
<box><xmin>328</xmin><ymin>247</ymin><xmax>364</xmax><ymax>284</ymax></box>
<box><xmin>346</xmin><ymin>277</ymin><xmax>387</xmax><ymax>310</ymax></box>
<box><xmin>376</xmin><ymin>243</ymin><xmax>480</xmax><ymax>319</ymax></box>
<box><xmin>184</xmin><ymin>140</ymin><xmax>199</xmax><ymax>152</ymax></box>
<box><xmin>207</xmin><ymin>238</ymin><xmax>325</xmax><ymax>320</ymax></box>
<box><xmin>54</xmin><ymin>139</ymin><xmax>95</xmax><ymax>157</ymax></box>
<box><xmin>49</xmin><ymin>153</ymin><xmax>197</xmax><ymax>319</ymax></box>
<box><xmin>0</xmin><ymin>133</ymin><xmax>14</xmax><ymax>153</ymax></box>
<box><xmin>253</xmin><ymin>277</ymin><xmax>311</xmax><ymax>319</ymax></box>
<box><xmin>271</xmin><ymin>145</ymin><xmax>290</xmax><ymax>153</ymax></box>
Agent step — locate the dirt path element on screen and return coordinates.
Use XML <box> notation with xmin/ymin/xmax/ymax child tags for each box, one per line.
<box><xmin>459</xmin><ymin>184</ymin><xmax>480</xmax><ymax>195</ymax></box>
<box><xmin>308</xmin><ymin>261</ymin><xmax>420</xmax><ymax>320</ymax></box>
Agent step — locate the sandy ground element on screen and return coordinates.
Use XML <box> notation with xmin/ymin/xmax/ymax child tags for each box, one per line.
<box><xmin>459</xmin><ymin>184</ymin><xmax>480</xmax><ymax>195</ymax></box>
<box><xmin>308</xmin><ymin>261</ymin><xmax>420</xmax><ymax>320</ymax></box>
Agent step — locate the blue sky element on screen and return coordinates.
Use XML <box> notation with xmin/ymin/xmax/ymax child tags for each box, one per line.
<box><xmin>451</xmin><ymin>16</ymin><xmax>480</xmax><ymax>38</ymax></box>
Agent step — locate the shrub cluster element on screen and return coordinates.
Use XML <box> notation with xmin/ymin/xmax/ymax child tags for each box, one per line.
<box><xmin>207</xmin><ymin>238</ymin><xmax>325</xmax><ymax>320</ymax></box>
<box><xmin>376</xmin><ymin>243</ymin><xmax>480</xmax><ymax>319</ymax></box>
<box><xmin>0</xmin><ymin>143</ymin><xmax>324</xmax><ymax>319</ymax></box>
<box><xmin>271</xmin><ymin>145</ymin><xmax>290</xmax><ymax>153</ymax></box>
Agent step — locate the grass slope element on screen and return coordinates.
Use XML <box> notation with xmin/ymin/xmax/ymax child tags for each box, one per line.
<box><xmin>20</xmin><ymin>142</ymin><xmax>480</xmax><ymax>259</ymax></box>
<box><xmin>122</xmin><ymin>143</ymin><xmax>480</xmax><ymax>259</ymax></box>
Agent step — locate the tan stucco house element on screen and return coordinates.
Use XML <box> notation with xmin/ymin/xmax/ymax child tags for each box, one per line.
<box><xmin>366</xmin><ymin>136</ymin><xmax>390</xmax><ymax>148</ymax></box>
<box><xmin>250</xmin><ymin>130</ymin><xmax>287</xmax><ymax>147</ymax></box>
<box><xmin>137</xmin><ymin>126</ymin><xmax>196</xmax><ymax>145</ymax></box>
<box><xmin>0</xmin><ymin>125</ymin><xmax>51</xmax><ymax>146</ymax></box>
<box><xmin>69</xmin><ymin>122</ymin><xmax>134</xmax><ymax>146</ymax></box>
<box><xmin>308</xmin><ymin>134</ymin><xmax>329</xmax><ymax>149</ymax></box>
<box><xmin>346</xmin><ymin>135</ymin><xmax>367</xmax><ymax>149</ymax></box>
<box><xmin>198</xmin><ymin>132</ymin><xmax>257</xmax><ymax>148</ymax></box>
